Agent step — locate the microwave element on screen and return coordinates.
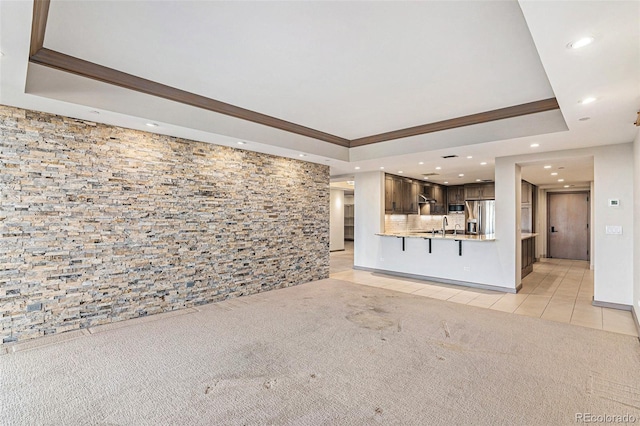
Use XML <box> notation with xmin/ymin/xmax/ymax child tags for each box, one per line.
<box><xmin>448</xmin><ymin>204</ymin><xmax>465</xmax><ymax>214</ymax></box>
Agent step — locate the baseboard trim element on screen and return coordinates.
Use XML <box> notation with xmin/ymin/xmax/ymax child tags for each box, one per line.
<box><xmin>592</xmin><ymin>298</ymin><xmax>632</xmax><ymax>311</ymax></box>
<box><xmin>353</xmin><ymin>266</ymin><xmax>517</xmax><ymax>294</ymax></box>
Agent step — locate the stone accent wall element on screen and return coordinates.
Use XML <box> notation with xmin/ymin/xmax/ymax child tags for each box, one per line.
<box><xmin>0</xmin><ymin>106</ymin><xmax>330</xmax><ymax>345</ymax></box>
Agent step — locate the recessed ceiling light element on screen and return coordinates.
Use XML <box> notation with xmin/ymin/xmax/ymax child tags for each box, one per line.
<box><xmin>435</xmin><ymin>166</ymin><xmax>441</xmax><ymax>170</ymax></box>
<box><xmin>558</xmin><ymin>179</ymin><xmax>565</xmax><ymax>182</ymax></box>
<box><xmin>237</xmin><ymin>141</ymin><xmax>246</xmax><ymax>145</ymax></box>
<box><xmin>530</xmin><ymin>143</ymin><xmax>540</xmax><ymax>148</ymax></box>
<box><xmin>380</xmin><ymin>166</ymin><xmax>385</xmax><ymax>170</ymax></box>
<box><xmin>458</xmin><ymin>174</ymin><xmax>464</xmax><ymax>177</ymax></box>
<box><xmin>476</xmin><ymin>179</ymin><xmax>481</xmax><ymax>182</ymax></box>
<box><xmin>418</xmin><ymin>161</ymin><xmax>424</xmax><ymax>165</ymax></box>
<box><xmin>567</xmin><ymin>36</ymin><xmax>594</xmax><ymax>50</ymax></box>
<box><xmin>299</xmin><ymin>154</ymin><xmax>306</xmax><ymax>157</ymax></box>
<box><xmin>423</xmin><ymin>177</ymin><xmax>429</xmax><ymax>180</ymax></box>
<box><xmin>579</xmin><ymin>117</ymin><xmax>591</xmax><ymax>121</ymax></box>
<box><xmin>146</xmin><ymin>123</ymin><xmax>158</xmax><ymax>127</ymax></box>
<box><xmin>579</xmin><ymin>97</ymin><xmax>596</xmax><ymax>105</ymax></box>
<box><xmin>480</xmin><ymin>162</ymin><xmax>487</xmax><ymax>166</ymax></box>
<box><xmin>466</xmin><ymin>156</ymin><xmax>473</xmax><ymax>159</ymax></box>
<box><xmin>544</xmin><ymin>165</ymin><xmax>552</xmax><ymax>169</ymax></box>
<box><xmin>347</xmin><ymin>181</ymin><xmax>354</xmax><ymax>185</ymax></box>
<box><xmin>551</xmin><ymin>172</ymin><xmax>558</xmax><ymax>176</ymax></box>
<box><xmin>564</xmin><ymin>185</ymin><xmax>570</xmax><ymax>188</ymax></box>
<box><xmin>355</xmin><ymin>166</ymin><xmax>360</xmax><ymax>170</ymax></box>
<box><xmin>444</xmin><ymin>181</ymin><xmax>449</xmax><ymax>184</ymax></box>
<box><xmin>398</xmin><ymin>171</ymin><xmax>403</xmax><ymax>174</ymax></box>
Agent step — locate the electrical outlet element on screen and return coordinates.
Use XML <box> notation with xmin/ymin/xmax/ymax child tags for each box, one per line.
<box><xmin>463</xmin><ymin>266</ymin><xmax>470</xmax><ymax>272</ymax></box>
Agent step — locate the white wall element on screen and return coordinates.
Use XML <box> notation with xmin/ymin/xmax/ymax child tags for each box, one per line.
<box><xmin>494</xmin><ymin>158</ymin><xmax>521</xmax><ymax>289</ymax></box>
<box><xmin>354</xmin><ymin>172</ymin><xmax>385</xmax><ymax>266</ymax></box>
<box><xmin>330</xmin><ymin>189</ymin><xmax>345</xmax><ymax>251</ymax></box>
<box><xmin>633</xmin><ymin>130</ymin><xmax>640</xmax><ymax>319</ymax></box>
<box><xmin>592</xmin><ymin>144</ymin><xmax>634</xmax><ymax>305</ymax></box>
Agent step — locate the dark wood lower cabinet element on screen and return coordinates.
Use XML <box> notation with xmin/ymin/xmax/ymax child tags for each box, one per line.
<box><xmin>521</xmin><ymin>236</ymin><xmax>536</xmax><ymax>278</ymax></box>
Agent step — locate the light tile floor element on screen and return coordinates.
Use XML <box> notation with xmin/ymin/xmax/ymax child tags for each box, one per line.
<box><xmin>330</xmin><ymin>245</ymin><xmax>638</xmax><ymax>337</ymax></box>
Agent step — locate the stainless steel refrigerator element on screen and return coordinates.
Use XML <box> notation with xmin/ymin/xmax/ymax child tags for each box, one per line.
<box><xmin>465</xmin><ymin>200</ymin><xmax>495</xmax><ymax>235</ymax></box>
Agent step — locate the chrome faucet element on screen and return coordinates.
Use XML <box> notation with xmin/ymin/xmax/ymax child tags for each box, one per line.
<box><xmin>454</xmin><ymin>224</ymin><xmax>461</xmax><ymax>236</ymax></box>
<box><xmin>442</xmin><ymin>216</ymin><xmax>448</xmax><ymax>235</ymax></box>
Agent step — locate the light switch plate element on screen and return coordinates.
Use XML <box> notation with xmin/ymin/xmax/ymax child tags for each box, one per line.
<box><xmin>605</xmin><ymin>225</ymin><xmax>623</xmax><ymax>235</ymax></box>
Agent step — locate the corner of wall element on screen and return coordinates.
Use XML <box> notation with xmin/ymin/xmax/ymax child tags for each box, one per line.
<box><xmin>633</xmin><ymin>130</ymin><xmax>640</xmax><ymax>320</ymax></box>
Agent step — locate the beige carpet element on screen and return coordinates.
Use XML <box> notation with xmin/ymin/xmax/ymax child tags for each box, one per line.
<box><xmin>2</xmin><ymin>278</ymin><xmax>640</xmax><ymax>425</ymax></box>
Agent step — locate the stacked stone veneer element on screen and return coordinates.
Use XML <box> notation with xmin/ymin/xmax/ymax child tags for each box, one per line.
<box><xmin>0</xmin><ymin>106</ymin><xmax>329</xmax><ymax>344</ymax></box>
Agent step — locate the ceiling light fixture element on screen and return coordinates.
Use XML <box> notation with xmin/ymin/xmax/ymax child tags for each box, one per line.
<box><xmin>579</xmin><ymin>97</ymin><xmax>596</xmax><ymax>105</ymax></box>
<box><xmin>435</xmin><ymin>166</ymin><xmax>441</xmax><ymax>170</ymax></box>
<box><xmin>444</xmin><ymin>181</ymin><xmax>449</xmax><ymax>184</ymax></box>
<box><xmin>476</xmin><ymin>179</ymin><xmax>481</xmax><ymax>182</ymax></box>
<box><xmin>564</xmin><ymin>185</ymin><xmax>570</xmax><ymax>188</ymax></box>
<box><xmin>418</xmin><ymin>162</ymin><xmax>424</xmax><ymax>165</ymax></box>
<box><xmin>398</xmin><ymin>171</ymin><xmax>403</xmax><ymax>174</ymax></box>
<box><xmin>355</xmin><ymin>167</ymin><xmax>360</xmax><ymax>170</ymax></box>
<box><xmin>466</xmin><ymin>156</ymin><xmax>473</xmax><ymax>159</ymax></box>
<box><xmin>299</xmin><ymin>154</ymin><xmax>306</xmax><ymax>157</ymax></box>
<box><xmin>380</xmin><ymin>166</ymin><xmax>385</xmax><ymax>170</ymax></box>
<box><xmin>237</xmin><ymin>141</ymin><xmax>246</xmax><ymax>145</ymax></box>
<box><xmin>146</xmin><ymin>123</ymin><xmax>158</xmax><ymax>127</ymax></box>
<box><xmin>480</xmin><ymin>162</ymin><xmax>487</xmax><ymax>166</ymax></box>
<box><xmin>458</xmin><ymin>174</ymin><xmax>464</xmax><ymax>177</ymax></box>
<box><xmin>567</xmin><ymin>36</ymin><xmax>594</xmax><ymax>50</ymax></box>
<box><xmin>423</xmin><ymin>177</ymin><xmax>429</xmax><ymax>180</ymax></box>
<box><xmin>544</xmin><ymin>165</ymin><xmax>552</xmax><ymax>169</ymax></box>
<box><xmin>347</xmin><ymin>181</ymin><xmax>354</xmax><ymax>185</ymax></box>
<box><xmin>558</xmin><ymin>179</ymin><xmax>565</xmax><ymax>182</ymax></box>
<box><xmin>530</xmin><ymin>143</ymin><xmax>540</xmax><ymax>148</ymax></box>
<box><xmin>551</xmin><ymin>172</ymin><xmax>558</xmax><ymax>176</ymax></box>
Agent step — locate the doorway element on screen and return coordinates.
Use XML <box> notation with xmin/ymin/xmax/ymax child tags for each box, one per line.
<box><xmin>547</xmin><ymin>192</ymin><xmax>590</xmax><ymax>260</ymax></box>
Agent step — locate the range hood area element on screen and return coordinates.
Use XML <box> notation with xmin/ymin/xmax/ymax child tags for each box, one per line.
<box><xmin>418</xmin><ymin>194</ymin><xmax>435</xmax><ymax>204</ymax></box>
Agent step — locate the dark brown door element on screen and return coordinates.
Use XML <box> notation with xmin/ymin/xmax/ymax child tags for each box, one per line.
<box><xmin>548</xmin><ymin>192</ymin><xmax>590</xmax><ymax>260</ymax></box>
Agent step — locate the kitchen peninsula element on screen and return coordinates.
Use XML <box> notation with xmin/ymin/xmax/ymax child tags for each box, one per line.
<box><xmin>354</xmin><ymin>172</ymin><xmax>538</xmax><ymax>294</ymax></box>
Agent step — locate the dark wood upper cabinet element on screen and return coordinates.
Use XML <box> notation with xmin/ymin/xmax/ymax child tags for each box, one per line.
<box><xmin>464</xmin><ymin>183</ymin><xmax>495</xmax><ymax>200</ymax></box>
<box><xmin>384</xmin><ymin>174</ymin><xmax>418</xmax><ymax>214</ymax></box>
<box><xmin>447</xmin><ymin>185</ymin><xmax>465</xmax><ymax>205</ymax></box>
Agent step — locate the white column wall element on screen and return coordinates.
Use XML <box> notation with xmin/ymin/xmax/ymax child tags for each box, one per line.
<box><xmin>354</xmin><ymin>172</ymin><xmax>385</xmax><ymax>267</ymax></box>
<box><xmin>592</xmin><ymin>144</ymin><xmax>634</xmax><ymax>305</ymax></box>
<box><xmin>494</xmin><ymin>158</ymin><xmax>521</xmax><ymax>289</ymax></box>
<box><xmin>329</xmin><ymin>188</ymin><xmax>345</xmax><ymax>252</ymax></box>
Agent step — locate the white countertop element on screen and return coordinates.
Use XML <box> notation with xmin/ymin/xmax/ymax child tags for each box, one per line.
<box><xmin>377</xmin><ymin>231</ymin><xmax>538</xmax><ymax>241</ymax></box>
<box><xmin>376</xmin><ymin>232</ymin><xmax>496</xmax><ymax>242</ymax></box>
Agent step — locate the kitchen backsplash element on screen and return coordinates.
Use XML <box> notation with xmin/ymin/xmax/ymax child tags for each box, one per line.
<box><xmin>385</xmin><ymin>214</ymin><xmax>466</xmax><ymax>233</ymax></box>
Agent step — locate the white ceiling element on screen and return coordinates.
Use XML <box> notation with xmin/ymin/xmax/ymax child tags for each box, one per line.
<box><xmin>44</xmin><ymin>0</ymin><xmax>554</xmax><ymax>140</ymax></box>
<box><xmin>1</xmin><ymin>1</ymin><xmax>639</xmax><ymax>190</ymax></box>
